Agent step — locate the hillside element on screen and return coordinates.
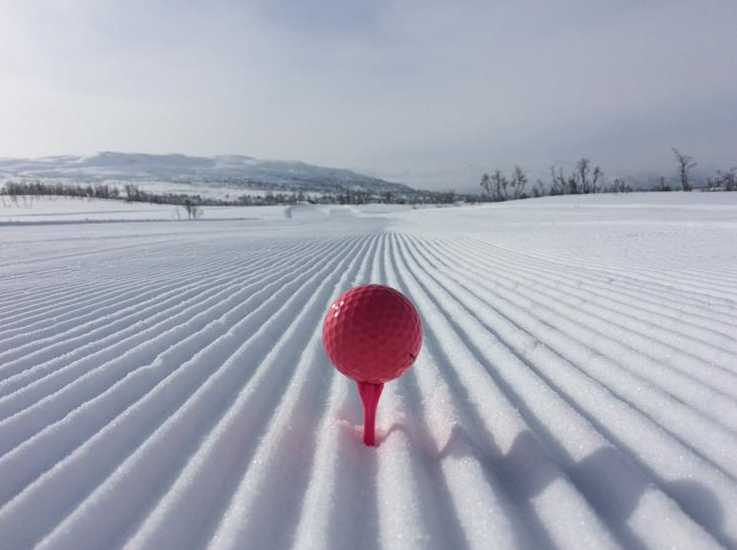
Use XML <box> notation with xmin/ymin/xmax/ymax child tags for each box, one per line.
<box><xmin>0</xmin><ymin>152</ymin><xmax>415</xmax><ymax>196</ymax></box>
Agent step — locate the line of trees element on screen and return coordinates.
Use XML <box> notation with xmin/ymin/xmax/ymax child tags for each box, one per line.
<box><xmin>479</xmin><ymin>158</ymin><xmax>613</xmax><ymax>202</ymax></box>
<box><xmin>480</xmin><ymin>149</ymin><xmax>736</xmax><ymax>202</ymax></box>
<box><xmin>544</xmin><ymin>158</ymin><xmax>605</xmax><ymax>196</ymax></box>
<box><xmin>1</xmin><ymin>180</ymin><xmax>462</xmax><ymax>207</ymax></box>
<box><xmin>2</xmin><ymin>180</ymin><xmax>120</xmax><ymax>200</ymax></box>
<box><xmin>479</xmin><ymin>166</ymin><xmax>529</xmax><ymax>201</ymax></box>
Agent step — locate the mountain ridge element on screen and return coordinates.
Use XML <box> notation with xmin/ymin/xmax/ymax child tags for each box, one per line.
<box><xmin>0</xmin><ymin>152</ymin><xmax>416</xmax><ymax>195</ymax></box>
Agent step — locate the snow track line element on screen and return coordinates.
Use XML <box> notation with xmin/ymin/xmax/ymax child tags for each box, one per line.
<box><xmin>0</xmin><ymin>235</ymin><xmax>295</xmax><ymax>319</ymax></box>
<box><xmin>387</xmin><ymin>233</ymin><xmax>630</xmax><ymax>550</ymax></box>
<box><xmin>321</xmin><ymin>232</ymin><xmax>477</xmax><ymax>550</ymax></box>
<box><xmin>0</xmin><ymin>237</ymin><xmax>337</xmax><ymax>441</ymax></box>
<box><xmin>0</xmin><ymin>234</ymin><xmax>192</xmax><ymax>272</ymax></box>
<box><xmin>28</xmin><ymin>235</ymin><xmax>372</xmax><ymax>550</ymax></box>
<box><xmin>1</xmin><ymin>201</ymin><xmax>735</xmax><ymax>550</ymax></box>
<box><xmin>0</xmin><ymin>239</ymin><xmax>300</xmax><ymax>342</ymax></box>
<box><xmin>392</xmin><ymin>233</ymin><xmax>730</xmax><ymax>550</ymax></box>
<box><xmin>287</xmin><ymin>233</ymin><xmax>392</xmax><ymax>550</ymax></box>
<box><xmin>0</xmin><ymin>239</ymin><xmax>334</xmax><ymax>418</ymax></box>
<box><xmin>385</xmin><ymin>235</ymin><xmax>550</xmax><ymax>550</ymax></box>
<box><xmin>0</xmin><ymin>236</ymin><xmax>351</xmax><ymax>463</ymax></box>
<box><xmin>0</xmin><ymin>240</ymin><xmax>302</xmax><ymax>338</ymax></box>
<box><xmin>0</xmin><ymin>237</ymin><xmax>227</xmax><ymax>324</ymax></box>
<box><xmin>180</xmin><ymin>235</ymin><xmax>376</xmax><ymax>550</ymax></box>
<box><xmin>0</xmin><ymin>242</ymin><xmax>295</xmax><ymax>364</ymax></box>
<box><xmin>443</xmin><ymin>238</ymin><xmax>737</xmax><ymax>373</ymax></box>
<box><xmin>420</xmin><ymin>237</ymin><xmax>737</xmax><ymax>422</ymax></box>
<box><xmin>288</xmin><ymin>236</ymin><xmax>389</xmax><ymax>550</ymax></box>
<box><xmin>405</xmin><ymin>235</ymin><xmax>737</xmax><ymax>472</ymax></box>
<box><xmin>459</xmin><ymin>235</ymin><xmax>737</xmax><ymax>319</ymax></box>
<box><xmin>0</xmin><ymin>235</ymin><xmax>367</xmax><ymax>550</ymax></box>
<box><xmin>465</xmin><ymin>227</ymin><xmax>737</xmax><ymax>291</ymax></box>
<box><xmin>0</xmin><ymin>240</ymin><xmax>328</xmax><ymax>389</ymax></box>
<box><xmin>455</xmin><ymin>237</ymin><xmax>737</xmax><ymax>343</ymax></box>
<box><xmin>467</xmin><ymin>235</ymin><xmax>737</xmax><ymax>306</ymax></box>
<box><xmin>0</xmin><ymin>240</ymin><xmax>314</xmax><ymax>387</ymax></box>
<box><xmin>123</xmin><ymin>234</ymin><xmax>379</xmax><ymax>550</ymax></box>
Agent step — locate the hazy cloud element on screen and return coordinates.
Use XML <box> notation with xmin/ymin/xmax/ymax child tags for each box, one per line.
<box><xmin>1</xmin><ymin>0</ymin><xmax>735</xmax><ymax>189</ymax></box>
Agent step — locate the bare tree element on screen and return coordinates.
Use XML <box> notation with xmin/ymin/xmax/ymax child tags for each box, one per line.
<box><xmin>548</xmin><ymin>166</ymin><xmax>566</xmax><ymax>195</ymax></box>
<box><xmin>510</xmin><ymin>165</ymin><xmax>528</xmax><ymax>199</ymax></box>
<box><xmin>576</xmin><ymin>158</ymin><xmax>589</xmax><ymax>193</ymax></box>
<box><xmin>124</xmin><ymin>184</ymin><xmax>142</xmax><ymax>202</ymax></box>
<box><xmin>574</xmin><ymin>158</ymin><xmax>602</xmax><ymax>194</ymax></box>
<box><xmin>673</xmin><ymin>148</ymin><xmax>696</xmax><ymax>191</ymax></box>
<box><xmin>184</xmin><ymin>198</ymin><xmax>202</xmax><ymax>219</ymax></box>
<box><xmin>611</xmin><ymin>178</ymin><xmax>631</xmax><ymax>193</ymax></box>
<box><xmin>533</xmin><ymin>180</ymin><xmax>545</xmax><ymax>197</ymax></box>
<box><xmin>713</xmin><ymin>168</ymin><xmax>736</xmax><ymax>191</ymax></box>
<box><xmin>479</xmin><ymin>173</ymin><xmax>492</xmax><ymax>198</ymax></box>
<box><xmin>490</xmin><ymin>170</ymin><xmax>508</xmax><ymax>201</ymax></box>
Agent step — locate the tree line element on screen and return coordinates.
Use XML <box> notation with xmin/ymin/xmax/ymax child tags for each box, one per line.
<box><xmin>2</xmin><ymin>181</ymin><xmax>120</xmax><ymax>200</ymax></box>
<box><xmin>479</xmin><ymin>148</ymin><xmax>736</xmax><ymax>201</ymax></box>
<box><xmin>0</xmin><ymin>180</ymin><xmax>460</xmax><ymax>207</ymax></box>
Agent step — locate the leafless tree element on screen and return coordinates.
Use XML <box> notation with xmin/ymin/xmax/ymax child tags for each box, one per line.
<box><xmin>608</xmin><ymin>178</ymin><xmax>631</xmax><ymax>193</ymax></box>
<box><xmin>479</xmin><ymin>173</ymin><xmax>492</xmax><ymax>198</ymax></box>
<box><xmin>532</xmin><ymin>180</ymin><xmax>545</xmax><ymax>197</ymax></box>
<box><xmin>124</xmin><ymin>184</ymin><xmax>142</xmax><ymax>202</ymax></box>
<box><xmin>716</xmin><ymin>168</ymin><xmax>736</xmax><ymax>191</ymax></box>
<box><xmin>548</xmin><ymin>166</ymin><xmax>566</xmax><ymax>195</ymax></box>
<box><xmin>184</xmin><ymin>199</ymin><xmax>202</xmax><ymax>219</ymax></box>
<box><xmin>572</xmin><ymin>158</ymin><xmax>602</xmax><ymax>194</ymax></box>
<box><xmin>673</xmin><ymin>148</ymin><xmax>696</xmax><ymax>191</ymax></box>
<box><xmin>490</xmin><ymin>170</ymin><xmax>509</xmax><ymax>201</ymax></box>
<box><xmin>510</xmin><ymin>165</ymin><xmax>528</xmax><ymax>199</ymax></box>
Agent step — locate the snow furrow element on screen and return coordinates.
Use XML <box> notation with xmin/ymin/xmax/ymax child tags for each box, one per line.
<box><xmin>420</xmin><ymin>237</ymin><xmax>737</xmax><ymax>423</ymax></box>
<box><xmin>386</xmin><ymin>234</ymin><xmax>563</xmax><ymax>550</ymax></box>
<box><xmin>0</xmin><ymin>238</ymin><xmax>333</xmax><ymax>418</ymax></box>
<box><xmin>393</xmin><ymin>232</ymin><xmax>730</xmax><ymax>550</ymax></box>
<box><xmin>0</xmin><ymin>197</ymin><xmax>735</xmax><ymax>550</ymax></box>
<box><xmin>0</xmin><ymin>239</ymin><xmax>318</xmax><ymax>390</ymax></box>
<box><xmin>0</xmin><ymin>241</ymin><xmax>297</xmax><ymax>353</ymax></box>
<box><xmin>30</xmin><ymin>235</ymin><xmax>372</xmax><ymax>550</ymax></box>
<box><xmin>443</xmin><ymin>238</ymin><xmax>737</xmax><ymax>376</ymax></box>
<box><xmin>456</xmin><ymin>238</ymin><xmax>737</xmax><ymax>346</ymax></box>
<box><xmin>0</xmin><ymin>235</ymin><xmax>350</xmax><ymax>463</ymax></box>
<box><xmin>405</xmin><ymin>235</ymin><xmax>737</xmax><ymax>470</ymax></box>
<box><xmin>387</xmin><ymin>234</ymin><xmax>644</xmax><ymax>549</ymax></box>
<box><xmin>0</xmin><ymin>236</ymin><xmax>365</xmax><ymax>550</ymax></box>
<box><xmin>467</xmin><ymin>236</ymin><xmax>737</xmax><ymax>308</ymax></box>
<box><xmin>0</xmin><ymin>237</ymin><xmax>248</xmax><ymax>330</ymax></box>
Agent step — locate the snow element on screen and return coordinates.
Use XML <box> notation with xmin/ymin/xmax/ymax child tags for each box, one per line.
<box><xmin>0</xmin><ymin>196</ymin><xmax>288</xmax><ymax>224</ymax></box>
<box><xmin>0</xmin><ymin>197</ymin><xmax>413</xmax><ymax>224</ymax></box>
<box><xmin>0</xmin><ymin>152</ymin><xmax>411</xmax><ymax>194</ymax></box>
<box><xmin>1</xmin><ymin>193</ymin><xmax>736</xmax><ymax>550</ymax></box>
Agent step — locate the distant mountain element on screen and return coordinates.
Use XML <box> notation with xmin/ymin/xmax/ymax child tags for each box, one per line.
<box><xmin>0</xmin><ymin>152</ymin><xmax>415</xmax><ymax>195</ymax></box>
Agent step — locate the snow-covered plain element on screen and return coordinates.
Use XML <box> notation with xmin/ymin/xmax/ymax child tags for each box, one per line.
<box><xmin>1</xmin><ymin>193</ymin><xmax>736</xmax><ymax>550</ymax></box>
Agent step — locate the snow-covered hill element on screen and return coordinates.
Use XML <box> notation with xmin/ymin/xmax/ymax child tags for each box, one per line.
<box><xmin>1</xmin><ymin>193</ymin><xmax>737</xmax><ymax>550</ymax></box>
<box><xmin>0</xmin><ymin>152</ymin><xmax>414</xmax><ymax>195</ymax></box>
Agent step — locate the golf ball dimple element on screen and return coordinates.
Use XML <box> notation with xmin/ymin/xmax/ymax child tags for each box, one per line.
<box><xmin>322</xmin><ymin>284</ymin><xmax>423</xmax><ymax>384</ymax></box>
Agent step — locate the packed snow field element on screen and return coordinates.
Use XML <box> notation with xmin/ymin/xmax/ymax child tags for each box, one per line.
<box><xmin>1</xmin><ymin>193</ymin><xmax>737</xmax><ymax>550</ymax></box>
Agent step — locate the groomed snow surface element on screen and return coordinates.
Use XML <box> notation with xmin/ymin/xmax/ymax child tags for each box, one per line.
<box><xmin>1</xmin><ymin>192</ymin><xmax>737</xmax><ymax>550</ymax></box>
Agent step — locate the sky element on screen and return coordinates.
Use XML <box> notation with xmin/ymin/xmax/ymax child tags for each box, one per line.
<box><xmin>1</xmin><ymin>0</ymin><xmax>736</xmax><ymax>191</ymax></box>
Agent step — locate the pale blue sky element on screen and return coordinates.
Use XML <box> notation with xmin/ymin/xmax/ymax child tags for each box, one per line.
<box><xmin>1</xmin><ymin>0</ymin><xmax>736</xmax><ymax>189</ymax></box>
